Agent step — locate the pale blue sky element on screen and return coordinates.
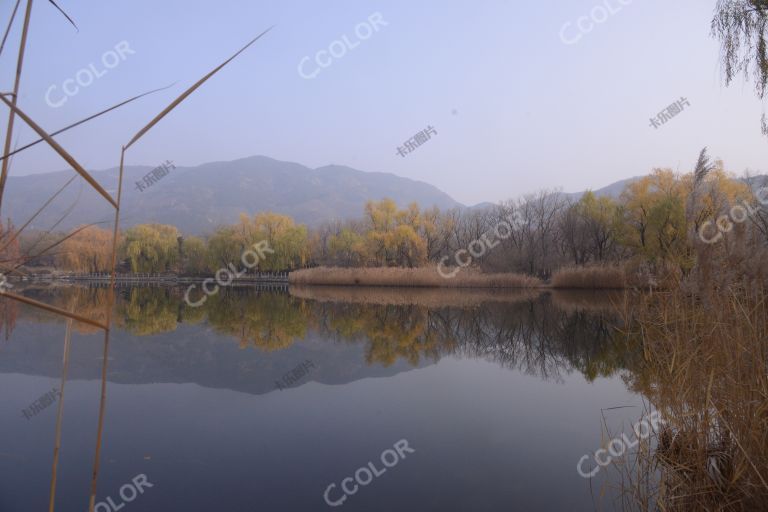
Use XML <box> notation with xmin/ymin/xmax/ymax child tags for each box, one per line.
<box><xmin>1</xmin><ymin>0</ymin><xmax>765</xmax><ymax>205</ymax></box>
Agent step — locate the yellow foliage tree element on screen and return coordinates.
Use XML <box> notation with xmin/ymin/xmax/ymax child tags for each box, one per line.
<box><xmin>328</xmin><ymin>228</ymin><xmax>367</xmax><ymax>266</ymax></box>
<box><xmin>121</xmin><ymin>224</ymin><xmax>180</xmax><ymax>273</ymax></box>
<box><xmin>56</xmin><ymin>225</ymin><xmax>114</xmax><ymax>272</ymax></box>
<box><xmin>363</xmin><ymin>199</ymin><xmax>427</xmax><ymax>267</ymax></box>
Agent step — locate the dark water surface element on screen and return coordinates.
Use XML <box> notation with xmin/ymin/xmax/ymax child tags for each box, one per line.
<box><xmin>0</xmin><ymin>286</ymin><xmax>648</xmax><ymax>511</ymax></box>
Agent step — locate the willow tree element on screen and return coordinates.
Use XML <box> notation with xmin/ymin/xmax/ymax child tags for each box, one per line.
<box><xmin>363</xmin><ymin>199</ymin><xmax>427</xmax><ymax>267</ymax></box>
<box><xmin>208</xmin><ymin>213</ymin><xmax>308</xmax><ymax>272</ymax></box>
<box><xmin>249</xmin><ymin>212</ymin><xmax>309</xmax><ymax>271</ymax></box>
<box><xmin>328</xmin><ymin>228</ymin><xmax>366</xmax><ymax>266</ymax></box>
<box><xmin>712</xmin><ymin>0</ymin><xmax>768</xmax><ymax>133</ymax></box>
<box><xmin>206</xmin><ymin>225</ymin><xmax>242</xmax><ymax>270</ymax></box>
<box><xmin>180</xmin><ymin>236</ymin><xmax>209</xmax><ymax>274</ymax></box>
<box><xmin>120</xmin><ymin>288</ymin><xmax>179</xmax><ymax>335</ymax></box>
<box><xmin>121</xmin><ymin>224</ymin><xmax>180</xmax><ymax>273</ymax></box>
<box><xmin>620</xmin><ymin>169</ymin><xmax>689</xmax><ymax>265</ymax></box>
<box><xmin>206</xmin><ymin>293</ymin><xmax>308</xmax><ymax>351</ymax></box>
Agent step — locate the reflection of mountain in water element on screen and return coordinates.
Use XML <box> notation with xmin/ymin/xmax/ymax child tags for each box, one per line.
<box><xmin>0</xmin><ymin>319</ymin><xmax>426</xmax><ymax>395</ymax></box>
<box><xmin>0</xmin><ymin>286</ymin><xmax>640</xmax><ymax>394</ymax></box>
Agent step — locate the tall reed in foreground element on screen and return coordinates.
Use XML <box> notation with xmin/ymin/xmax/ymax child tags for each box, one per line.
<box><xmin>612</xmin><ymin>285</ymin><xmax>768</xmax><ymax>511</ymax></box>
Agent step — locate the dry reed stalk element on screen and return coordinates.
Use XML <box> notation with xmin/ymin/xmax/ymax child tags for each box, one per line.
<box><xmin>0</xmin><ymin>0</ymin><xmax>22</xmax><ymax>57</ymax></box>
<box><xmin>0</xmin><ymin>174</ymin><xmax>77</xmax><ymax>252</ymax></box>
<box><xmin>46</xmin><ymin>0</ymin><xmax>77</xmax><ymax>31</ymax></box>
<box><xmin>0</xmin><ymin>21</ymin><xmax>274</xmax><ymax>509</ymax></box>
<box><xmin>0</xmin><ymin>84</ymin><xmax>175</xmax><ymax>163</ymax></box>
<box><xmin>613</xmin><ymin>286</ymin><xmax>768</xmax><ymax>511</ymax></box>
<box><xmin>123</xmin><ymin>27</ymin><xmax>273</xmax><ymax>150</ymax></box>
<box><xmin>7</xmin><ymin>221</ymin><xmax>111</xmax><ymax>271</ymax></box>
<box><xmin>88</xmin><ymin>30</ymin><xmax>274</xmax><ymax>512</ymax></box>
<box><xmin>0</xmin><ymin>95</ymin><xmax>117</xmax><ymax>207</ymax></box>
<box><xmin>0</xmin><ymin>291</ymin><xmax>107</xmax><ymax>329</ymax></box>
<box><xmin>49</xmin><ymin>312</ymin><xmax>73</xmax><ymax>512</ymax></box>
<box><xmin>0</xmin><ymin>0</ymin><xmax>32</xmax><ymax>213</ymax></box>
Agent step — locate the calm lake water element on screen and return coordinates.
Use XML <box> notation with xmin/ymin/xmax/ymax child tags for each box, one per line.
<box><xmin>0</xmin><ymin>285</ymin><xmax>650</xmax><ymax>511</ymax></box>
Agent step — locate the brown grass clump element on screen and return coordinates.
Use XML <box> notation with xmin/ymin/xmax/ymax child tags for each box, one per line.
<box><xmin>550</xmin><ymin>264</ymin><xmax>627</xmax><ymax>289</ymax></box>
<box><xmin>288</xmin><ymin>266</ymin><xmax>542</xmax><ymax>288</ymax></box>
<box><xmin>614</xmin><ymin>286</ymin><xmax>768</xmax><ymax>511</ymax></box>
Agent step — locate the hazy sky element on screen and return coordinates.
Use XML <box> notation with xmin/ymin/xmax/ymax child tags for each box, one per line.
<box><xmin>0</xmin><ymin>0</ymin><xmax>765</xmax><ymax>205</ymax></box>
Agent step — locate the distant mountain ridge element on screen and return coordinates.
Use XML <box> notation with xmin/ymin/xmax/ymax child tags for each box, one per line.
<box><xmin>564</xmin><ymin>176</ymin><xmax>643</xmax><ymax>201</ymax></box>
<box><xmin>564</xmin><ymin>174</ymin><xmax>768</xmax><ymax>202</ymax></box>
<box><xmin>6</xmin><ymin>156</ymin><xmax>463</xmax><ymax>235</ymax></box>
<box><xmin>8</xmin><ymin>155</ymin><xmax>762</xmax><ymax>235</ymax></box>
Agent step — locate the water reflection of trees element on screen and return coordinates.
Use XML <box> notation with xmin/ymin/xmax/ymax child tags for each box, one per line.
<box><xmin>10</xmin><ymin>286</ymin><xmax>638</xmax><ymax>382</ymax></box>
<box><xmin>13</xmin><ymin>286</ymin><xmax>114</xmax><ymax>333</ymax></box>
<box><xmin>120</xmin><ymin>288</ymin><xmax>179</xmax><ymax>335</ymax></box>
<box><xmin>212</xmin><ymin>290</ymin><xmax>636</xmax><ymax>381</ymax></box>
<box><xmin>314</xmin><ymin>302</ymin><xmax>448</xmax><ymax>366</ymax></box>
<box><xmin>0</xmin><ymin>297</ymin><xmax>18</xmax><ymax>342</ymax></box>
<box><xmin>386</xmin><ymin>300</ymin><xmax>631</xmax><ymax>381</ymax></box>
<box><xmin>205</xmin><ymin>291</ymin><xmax>308</xmax><ymax>351</ymax></box>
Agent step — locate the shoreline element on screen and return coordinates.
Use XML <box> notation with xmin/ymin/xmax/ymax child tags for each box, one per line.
<box><xmin>12</xmin><ymin>267</ymin><xmax>634</xmax><ymax>290</ymax></box>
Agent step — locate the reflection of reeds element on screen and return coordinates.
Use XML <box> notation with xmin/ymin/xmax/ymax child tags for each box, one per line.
<box><xmin>289</xmin><ymin>266</ymin><xmax>542</xmax><ymax>288</ymax></box>
<box><xmin>549</xmin><ymin>289</ymin><xmax>628</xmax><ymax>314</ymax></box>
<box><xmin>616</xmin><ymin>287</ymin><xmax>768</xmax><ymax>511</ymax></box>
<box><xmin>49</xmin><ymin>311</ymin><xmax>73</xmax><ymax>512</ymax></box>
<box><xmin>550</xmin><ymin>264</ymin><xmax>628</xmax><ymax>289</ymax></box>
<box><xmin>290</xmin><ymin>284</ymin><xmax>542</xmax><ymax>307</ymax></box>
<box><xmin>0</xmin><ymin>295</ymin><xmax>18</xmax><ymax>340</ymax></box>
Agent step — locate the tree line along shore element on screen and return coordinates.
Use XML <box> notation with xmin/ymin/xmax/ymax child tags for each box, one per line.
<box><xmin>8</xmin><ymin>153</ymin><xmax>768</xmax><ymax>290</ymax></box>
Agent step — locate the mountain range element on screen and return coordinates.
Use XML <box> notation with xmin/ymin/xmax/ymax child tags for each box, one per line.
<box><xmin>6</xmin><ymin>156</ymin><xmax>461</xmax><ymax>235</ymax></box>
<box><xmin>6</xmin><ymin>155</ymin><xmax>764</xmax><ymax>235</ymax></box>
